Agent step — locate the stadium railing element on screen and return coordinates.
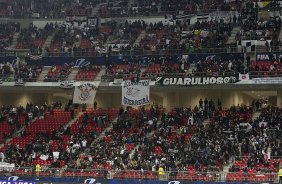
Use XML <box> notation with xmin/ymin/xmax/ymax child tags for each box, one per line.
<box><xmin>1</xmin><ymin>71</ymin><xmax>282</xmax><ymax>83</ymax></box>
<box><xmin>0</xmin><ymin>47</ymin><xmax>248</xmax><ymax>57</ymax></box>
<box><xmin>102</xmin><ymin>71</ymin><xmax>282</xmax><ymax>82</ymax></box>
<box><xmin>1</xmin><ymin>45</ymin><xmax>282</xmax><ymax>58</ymax></box>
<box><xmin>0</xmin><ymin>167</ymin><xmax>279</xmax><ymax>182</ymax></box>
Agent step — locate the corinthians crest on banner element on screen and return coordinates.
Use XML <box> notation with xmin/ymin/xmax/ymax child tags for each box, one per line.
<box><xmin>73</xmin><ymin>83</ymin><xmax>97</xmax><ymax>104</ymax></box>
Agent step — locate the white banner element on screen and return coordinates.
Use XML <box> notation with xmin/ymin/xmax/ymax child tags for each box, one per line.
<box><xmin>73</xmin><ymin>83</ymin><xmax>98</xmax><ymax>104</ymax></box>
<box><xmin>236</xmin><ymin>77</ymin><xmax>282</xmax><ymax>84</ymax></box>
<box><xmin>59</xmin><ymin>80</ymin><xmax>76</xmax><ymax>89</ymax></box>
<box><xmin>239</xmin><ymin>73</ymin><xmax>250</xmax><ymax>81</ymax></box>
<box><xmin>0</xmin><ymin>162</ymin><xmax>15</xmax><ymax>172</ymax></box>
<box><xmin>53</xmin><ymin>152</ymin><xmax>60</xmax><ymax>162</ymax></box>
<box><xmin>253</xmin><ymin>77</ymin><xmax>282</xmax><ymax>84</ymax></box>
<box><xmin>122</xmin><ymin>80</ymin><xmax>150</xmax><ymax>106</ymax></box>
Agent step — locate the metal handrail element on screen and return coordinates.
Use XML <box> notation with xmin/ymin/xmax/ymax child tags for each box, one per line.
<box><xmin>102</xmin><ymin>71</ymin><xmax>282</xmax><ymax>81</ymax></box>
<box><xmin>0</xmin><ymin>45</ymin><xmax>282</xmax><ymax>57</ymax></box>
<box><xmin>1</xmin><ymin>71</ymin><xmax>282</xmax><ymax>83</ymax></box>
<box><xmin>0</xmin><ymin>167</ymin><xmax>279</xmax><ymax>182</ymax></box>
<box><xmin>0</xmin><ymin>46</ymin><xmax>276</xmax><ymax>57</ymax></box>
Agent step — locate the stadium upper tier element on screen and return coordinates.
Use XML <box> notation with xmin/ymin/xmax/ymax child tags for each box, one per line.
<box><xmin>0</xmin><ymin>0</ymin><xmax>241</xmax><ymax>19</ymax></box>
<box><xmin>0</xmin><ymin>0</ymin><xmax>280</xmax><ymax>55</ymax></box>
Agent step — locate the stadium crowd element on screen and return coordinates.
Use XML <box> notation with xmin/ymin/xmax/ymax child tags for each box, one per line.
<box><xmin>0</xmin><ymin>99</ymin><xmax>280</xmax><ymax>181</ymax></box>
<box><xmin>0</xmin><ymin>0</ymin><xmax>282</xmax><ymax>182</ymax></box>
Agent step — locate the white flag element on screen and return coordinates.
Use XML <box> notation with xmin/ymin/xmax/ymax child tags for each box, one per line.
<box><xmin>239</xmin><ymin>73</ymin><xmax>250</xmax><ymax>81</ymax></box>
<box><xmin>122</xmin><ymin>80</ymin><xmax>150</xmax><ymax>106</ymax></box>
<box><xmin>59</xmin><ymin>80</ymin><xmax>75</xmax><ymax>89</ymax></box>
<box><xmin>53</xmin><ymin>152</ymin><xmax>60</xmax><ymax>162</ymax></box>
<box><xmin>73</xmin><ymin>83</ymin><xmax>97</xmax><ymax>104</ymax></box>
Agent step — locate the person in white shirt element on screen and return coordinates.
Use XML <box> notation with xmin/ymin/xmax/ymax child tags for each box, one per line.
<box><xmin>81</xmin><ymin>139</ymin><xmax>87</xmax><ymax>150</ymax></box>
<box><xmin>0</xmin><ymin>151</ymin><xmax>5</xmax><ymax>162</ymax></box>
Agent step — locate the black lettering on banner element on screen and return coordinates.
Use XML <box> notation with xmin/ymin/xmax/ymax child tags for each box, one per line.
<box><xmin>168</xmin><ymin>181</ymin><xmax>181</xmax><ymax>184</ymax></box>
<box><xmin>216</xmin><ymin>77</ymin><xmax>223</xmax><ymax>84</ymax></box>
<box><xmin>123</xmin><ymin>96</ymin><xmax>149</xmax><ymax>106</ymax></box>
<box><xmin>157</xmin><ymin>77</ymin><xmax>236</xmax><ymax>86</ymax></box>
<box><xmin>224</xmin><ymin>77</ymin><xmax>230</xmax><ymax>83</ymax></box>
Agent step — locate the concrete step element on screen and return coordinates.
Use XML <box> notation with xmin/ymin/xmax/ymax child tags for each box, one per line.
<box><xmin>38</xmin><ymin>66</ymin><xmax>52</xmax><ymax>81</ymax></box>
<box><xmin>67</xmin><ymin>67</ymin><xmax>79</xmax><ymax>80</ymax></box>
<box><xmin>10</xmin><ymin>32</ymin><xmax>20</xmax><ymax>49</ymax></box>
<box><xmin>227</xmin><ymin>26</ymin><xmax>241</xmax><ymax>44</ymax></box>
<box><xmin>94</xmin><ymin>68</ymin><xmax>106</xmax><ymax>81</ymax></box>
<box><xmin>129</xmin><ymin>120</ymin><xmax>162</xmax><ymax>159</ymax></box>
<box><xmin>0</xmin><ymin>117</ymin><xmax>38</xmax><ymax>149</ymax></box>
<box><xmin>188</xmin><ymin>63</ymin><xmax>196</xmax><ymax>74</ymax></box>
<box><xmin>43</xmin><ymin>33</ymin><xmax>55</xmax><ymax>49</ymax></box>
<box><xmin>133</xmin><ymin>30</ymin><xmax>146</xmax><ymax>47</ymax></box>
<box><xmin>64</xmin><ymin>112</ymin><xmax>84</xmax><ymax>129</ymax></box>
<box><xmin>252</xmin><ymin>111</ymin><xmax>261</xmax><ymax>120</ymax></box>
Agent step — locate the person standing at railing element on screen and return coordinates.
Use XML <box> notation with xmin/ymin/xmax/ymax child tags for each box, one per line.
<box><xmin>158</xmin><ymin>165</ymin><xmax>164</xmax><ymax>178</ymax></box>
<box><xmin>35</xmin><ymin>163</ymin><xmax>41</xmax><ymax>177</ymax></box>
<box><xmin>278</xmin><ymin>167</ymin><xmax>282</xmax><ymax>183</ymax></box>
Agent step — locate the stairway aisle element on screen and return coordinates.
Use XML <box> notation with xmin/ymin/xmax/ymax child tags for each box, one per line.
<box><xmin>38</xmin><ymin>66</ymin><xmax>52</xmax><ymax>81</ymax></box>
<box><xmin>227</xmin><ymin>26</ymin><xmax>240</xmax><ymax>44</ymax></box>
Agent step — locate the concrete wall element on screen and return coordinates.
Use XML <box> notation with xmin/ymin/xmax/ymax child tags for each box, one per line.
<box><xmin>0</xmin><ymin>92</ymin><xmax>48</xmax><ymax>106</ymax></box>
<box><xmin>0</xmin><ymin>89</ymin><xmax>281</xmax><ymax>109</ymax></box>
<box><xmin>161</xmin><ymin>90</ymin><xmax>254</xmax><ymax>110</ymax></box>
<box><xmin>277</xmin><ymin>90</ymin><xmax>282</xmax><ymax>107</ymax></box>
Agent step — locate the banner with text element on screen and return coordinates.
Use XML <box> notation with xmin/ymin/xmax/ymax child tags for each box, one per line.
<box><xmin>256</xmin><ymin>52</ymin><xmax>280</xmax><ymax>62</ymax></box>
<box><xmin>156</xmin><ymin>76</ymin><xmax>238</xmax><ymax>86</ymax></box>
<box><xmin>253</xmin><ymin>77</ymin><xmax>282</xmax><ymax>84</ymax></box>
<box><xmin>0</xmin><ymin>175</ymin><xmax>269</xmax><ymax>184</ymax></box>
<box><xmin>73</xmin><ymin>82</ymin><xmax>99</xmax><ymax>104</ymax></box>
<box><xmin>122</xmin><ymin>80</ymin><xmax>150</xmax><ymax>106</ymax></box>
<box><xmin>23</xmin><ymin>53</ymin><xmax>244</xmax><ymax>66</ymax></box>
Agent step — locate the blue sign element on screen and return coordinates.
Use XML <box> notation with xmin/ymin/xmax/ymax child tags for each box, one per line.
<box><xmin>0</xmin><ymin>56</ymin><xmax>17</xmax><ymax>65</ymax></box>
<box><xmin>256</xmin><ymin>52</ymin><xmax>280</xmax><ymax>62</ymax></box>
<box><xmin>23</xmin><ymin>53</ymin><xmax>244</xmax><ymax>66</ymax></box>
<box><xmin>0</xmin><ymin>176</ymin><xmax>265</xmax><ymax>184</ymax></box>
<box><xmin>0</xmin><ymin>181</ymin><xmax>34</xmax><ymax>184</ymax></box>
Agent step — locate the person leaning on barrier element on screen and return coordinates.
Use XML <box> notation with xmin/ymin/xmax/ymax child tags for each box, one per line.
<box><xmin>36</xmin><ymin>163</ymin><xmax>41</xmax><ymax>177</ymax></box>
<box><xmin>158</xmin><ymin>165</ymin><xmax>164</xmax><ymax>178</ymax></box>
<box><xmin>278</xmin><ymin>167</ymin><xmax>282</xmax><ymax>183</ymax></box>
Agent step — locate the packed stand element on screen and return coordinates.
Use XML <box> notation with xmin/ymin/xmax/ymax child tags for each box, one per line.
<box><xmin>160</xmin><ymin>0</ymin><xmax>240</xmax><ymax>14</ymax></box>
<box><xmin>0</xmin><ymin>60</ymin><xmax>43</xmax><ymax>82</ymax></box>
<box><xmin>249</xmin><ymin>57</ymin><xmax>282</xmax><ymax>77</ymax></box>
<box><xmin>75</xmin><ymin>65</ymin><xmax>101</xmax><ymax>81</ymax></box>
<box><xmin>107</xmin><ymin>20</ymin><xmax>145</xmax><ymax>54</ymax></box>
<box><xmin>236</xmin><ymin>1</ymin><xmax>281</xmax><ymax>51</ymax></box>
<box><xmin>0</xmin><ymin>22</ymin><xmax>20</xmax><ymax>52</ymax></box>
<box><xmin>0</xmin><ymin>105</ymin><xmax>32</xmax><ymax>145</ymax></box>
<box><xmin>128</xmin><ymin>0</ymin><xmax>160</xmax><ymax>17</ymax></box>
<box><xmin>193</xmin><ymin>55</ymin><xmax>248</xmax><ymax>77</ymax></box>
<box><xmin>227</xmin><ymin>106</ymin><xmax>282</xmax><ymax>182</ymax></box>
<box><xmin>0</xmin><ymin>0</ymin><xmax>94</xmax><ymax>19</ymax></box>
<box><xmin>103</xmin><ymin>54</ymin><xmax>248</xmax><ymax>81</ymax></box>
<box><xmin>14</xmin><ymin>64</ymin><xmax>42</xmax><ymax>82</ymax></box>
<box><xmin>44</xmin><ymin>65</ymin><xmax>72</xmax><ymax>82</ymax></box>
<box><xmin>98</xmin><ymin>0</ymin><xmax>240</xmax><ymax>18</ymax></box>
<box><xmin>16</xmin><ymin>23</ymin><xmax>55</xmax><ymax>54</ymax></box>
<box><xmin>0</xmin><ymin>103</ymin><xmax>281</xmax><ymax>181</ymax></box>
<box><xmin>0</xmin><ymin>62</ymin><xmax>15</xmax><ymax>81</ymax></box>
<box><xmin>98</xmin><ymin>1</ymin><xmax>132</xmax><ymax>18</ymax></box>
<box><xmin>137</xmin><ymin>19</ymin><xmax>234</xmax><ymax>54</ymax></box>
<box><xmin>47</xmin><ymin>24</ymin><xmax>81</xmax><ymax>56</ymax></box>
<box><xmin>47</xmin><ymin>106</ymin><xmax>163</xmax><ymax>178</ymax></box>
<box><xmin>128</xmin><ymin>105</ymin><xmax>214</xmax><ymax>173</ymax></box>
<box><xmin>77</xmin><ymin>23</ymin><xmax>113</xmax><ymax>56</ymax></box>
<box><xmin>105</xmin><ymin>63</ymin><xmax>141</xmax><ymax>81</ymax></box>
<box><xmin>2</xmin><ymin>102</ymin><xmax>77</xmax><ymax>167</ymax></box>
